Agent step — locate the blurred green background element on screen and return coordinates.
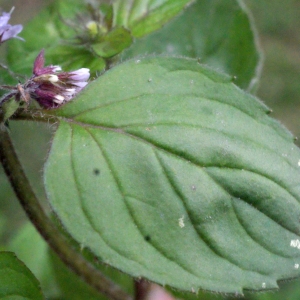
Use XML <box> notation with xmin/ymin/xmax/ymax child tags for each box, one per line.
<box><xmin>0</xmin><ymin>0</ymin><xmax>300</xmax><ymax>299</ymax></box>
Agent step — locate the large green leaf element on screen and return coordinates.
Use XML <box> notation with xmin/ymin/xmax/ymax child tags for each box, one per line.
<box><xmin>112</xmin><ymin>0</ymin><xmax>193</xmax><ymax>37</ymax></box>
<box><xmin>44</xmin><ymin>57</ymin><xmax>300</xmax><ymax>295</ymax></box>
<box><xmin>0</xmin><ymin>252</ymin><xmax>44</xmax><ymax>299</ymax></box>
<box><xmin>123</xmin><ymin>0</ymin><xmax>262</xmax><ymax>91</ymax></box>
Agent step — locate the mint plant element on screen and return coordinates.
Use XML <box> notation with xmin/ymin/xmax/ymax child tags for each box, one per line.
<box><xmin>0</xmin><ymin>1</ymin><xmax>299</xmax><ymax>300</ymax></box>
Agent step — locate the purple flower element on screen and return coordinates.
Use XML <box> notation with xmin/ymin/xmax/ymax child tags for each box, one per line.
<box><xmin>0</xmin><ymin>50</ymin><xmax>90</xmax><ymax>109</ymax></box>
<box><xmin>26</xmin><ymin>49</ymin><xmax>90</xmax><ymax>108</ymax></box>
<box><xmin>0</xmin><ymin>7</ymin><xmax>23</xmax><ymax>44</ymax></box>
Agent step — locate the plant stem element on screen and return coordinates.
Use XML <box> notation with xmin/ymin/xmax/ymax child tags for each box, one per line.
<box><xmin>0</xmin><ymin>125</ymin><xmax>132</xmax><ymax>300</ymax></box>
<box><xmin>0</xmin><ymin>62</ymin><xmax>26</xmax><ymax>80</ymax></box>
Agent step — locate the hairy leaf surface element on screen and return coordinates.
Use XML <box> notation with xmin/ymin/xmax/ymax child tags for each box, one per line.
<box><xmin>45</xmin><ymin>57</ymin><xmax>300</xmax><ymax>295</ymax></box>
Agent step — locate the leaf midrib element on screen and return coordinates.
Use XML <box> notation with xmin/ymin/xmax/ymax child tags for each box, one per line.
<box><xmin>65</xmin><ymin>119</ymin><xmax>300</xmax><ymax>235</ymax></box>
<box><xmin>56</xmin><ymin>116</ymin><xmax>299</xmax><ymax>178</ymax></box>
<box><xmin>85</xmin><ymin>126</ymin><xmax>275</xmax><ymax>280</ymax></box>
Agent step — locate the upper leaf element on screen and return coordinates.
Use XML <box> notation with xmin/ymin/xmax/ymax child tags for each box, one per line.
<box><xmin>91</xmin><ymin>27</ymin><xmax>133</xmax><ymax>58</ymax></box>
<box><xmin>123</xmin><ymin>0</ymin><xmax>262</xmax><ymax>91</ymax></box>
<box><xmin>0</xmin><ymin>252</ymin><xmax>45</xmax><ymax>299</ymax></box>
<box><xmin>44</xmin><ymin>57</ymin><xmax>300</xmax><ymax>295</ymax></box>
<box><xmin>6</xmin><ymin>0</ymin><xmax>192</xmax><ymax>77</ymax></box>
<box><xmin>113</xmin><ymin>0</ymin><xmax>193</xmax><ymax>37</ymax></box>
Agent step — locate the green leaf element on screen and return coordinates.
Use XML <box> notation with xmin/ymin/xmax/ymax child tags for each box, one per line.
<box><xmin>0</xmin><ymin>98</ymin><xmax>20</xmax><ymax>123</ymax></box>
<box><xmin>7</xmin><ymin>223</ymin><xmax>60</xmax><ymax>299</ymax></box>
<box><xmin>7</xmin><ymin>0</ymin><xmax>101</xmax><ymax>75</ymax></box>
<box><xmin>123</xmin><ymin>0</ymin><xmax>262</xmax><ymax>91</ymax></box>
<box><xmin>44</xmin><ymin>57</ymin><xmax>300</xmax><ymax>295</ymax></box>
<box><xmin>91</xmin><ymin>27</ymin><xmax>133</xmax><ymax>58</ymax></box>
<box><xmin>0</xmin><ymin>252</ymin><xmax>45</xmax><ymax>299</ymax></box>
<box><xmin>45</xmin><ymin>45</ymin><xmax>106</xmax><ymax>73</ymax></box>
<box><xmin>112</xmin><ymin>0</ymin><xmax>193</xmax><ymax>37</ymax></box>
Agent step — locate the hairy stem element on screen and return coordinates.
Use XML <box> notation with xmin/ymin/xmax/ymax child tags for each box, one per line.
<box><xmin>0</xmin><ymin>62</ymin><xmax>26</xmax><ymax>80</ymax></box>
<box><xmin>0</xmin><ymin>125</ymin><xmax>132</xmax><ymax>300</ymax></box>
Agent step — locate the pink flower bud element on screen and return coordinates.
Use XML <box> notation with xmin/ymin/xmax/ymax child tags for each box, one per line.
<box><xmin>29</xmin><ymin>50</ymin><xmax>90</xmax><ymax>108</ymax></box>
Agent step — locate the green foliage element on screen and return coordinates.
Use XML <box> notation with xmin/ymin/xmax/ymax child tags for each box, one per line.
<box><xmin>3</xmin><ymin>0</ymin><xmax>299</xmax><ymax>299</ymax></box>
<box><xmin>0</xmin><ymin>98</ymin><xmax>20</xmax><ymax>123</ymax></box>
<box><xmin>7</xmin><ymin>223</ymin><xmax>60</xmax><ymax>298</ymax></box>
<box><xmin>112</xmin><ymin>0</ymin><xmax>193</xmax><ymax>37</ymax></box>
<box><xmin>123</xmin><ymin>0</ymin><xmax>261</xmax><ymax>91</ymax></box>
<box><xmin>91</xmin><ymin>27</ymin><xmax>133</xmax><ymax>58</ymax></box>
<box><xmin>6</xmin><ymin>0</ymin><xmax>193</xmax><ymax>77</ymax></box>
<box><xmin>5</xmin><ymin>222</ymin><xmax>133</xmax><ymax>300</ymax></box>
<box><xmin>0</xmin><ymin>252</ymin><xmax>45</xmax><ymax>299</ymax></box>
<box><xmin>5</xmin><ymin>0</ymin><xmax>260</xmax><ymax>91</ymax></box>
<box><xmin>44</xmin><ymin>57</ymin><xmax>300</xmax><ymax>295</ymax></box>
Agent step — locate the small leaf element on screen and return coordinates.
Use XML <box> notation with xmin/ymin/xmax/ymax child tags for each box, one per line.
<box><xmin>7</xmin><ymin>223</ymin><xmax>60</xmax><ymax>298</ymax></box>
<box><xmin>45</xmin><ymin>44</ymin><xmax>106</xmax><ymax>73</ymax></box>
<box><xmin>0</xmin><ymin>251</ymin><xmax>45</xmax><ymax>299</ymax></box>
<box><xmin>123</xmin><ymin>0</ymin><xmax>262</xmax><ymax>91</ymax></box>
<box><xmin>112</xmin><ymin>0</ymin><xmax>193</xmax><ymax>37</ymax></box>
<box><xmin>1</xmin><ymin>98</ymin><xmax>21</xmax><ymax>123</ymax></box>
<box><xmin>45</xmin><ymin>57</ymin><xmax>300</xmax><ymax>295</ymax></box>
<box><xmin>91</xmin><ymin>27</ymin><xmax>133</xmax><ymax>58</ymax></box>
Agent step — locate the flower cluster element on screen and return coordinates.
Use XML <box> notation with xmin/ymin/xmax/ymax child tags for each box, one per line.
<box><xmin>23</xmin><ymin>50</ymin><xmax>90</xmax><ymax>109</ymax></box>
<box><xmin>0</xmin><ymin>7</ymin><xmax>23</xmax><ymax>44</ymax></box>
<box><xmin>0</xmin><ymin>7</ymin><xmax>90</xmax><ymax>110</ymax></box>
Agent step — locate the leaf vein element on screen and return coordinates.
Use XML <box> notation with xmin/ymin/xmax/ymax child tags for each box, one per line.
<box><xmin>85</xmin><ymin>127</ymin><xmax>203</xmax><ymax>280</ymax></box>
<box><xmin>231</xmin><ymin>198</ymin><xmax>298</xmax><ymax>259</ymax></box>
<box><xmin>120</xmin><ymin>129</ymin><xmax>300</xmax><ymax>206</ymax></box>
<box><xmin>92</xmin><ymin>127</ymin><xmax>300</xmax><ymax>236</ymax></box>
<box><xmin>154</xmin><ymin>150</ymin><xmax>272</xmax><ymax>276</ymax></box>
<box><xmin>68</xmin><ymin>93</ymin><xmax>263</xmax><ymax>129</ymax></box>
<box><xmin>122</xmin><ymin>122</ymin><xmax>297</xmax><ymax>171</ymax></box>
<box><xmin>69</xmin><ymin>124</ymin><xmax>150</xmax><ymax>269</ymax></box>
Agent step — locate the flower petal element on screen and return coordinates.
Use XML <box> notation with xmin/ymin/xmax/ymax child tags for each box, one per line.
<box><xmin>0</xmin><ymin>12</ymin><xmax>10</xmax><ymax>27</ymax></box>
<box><xmin>69</xmin><ymin>68</ymin><xmax>90</xmax><ymax>81</ymax></box>
<box><xmin>71</xmin><ymin>81</ymin><xmax>88</xmax><ymax>88</ymax></box>
<box><xmin>1</xmin><ymin>24</ymin><xmax>23</xmax><ymax>42</ymax></box>
<box><xmin>33</xmin><ymin>50</ymin><xmax>45</xmax><ymax>75</ymax></box>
